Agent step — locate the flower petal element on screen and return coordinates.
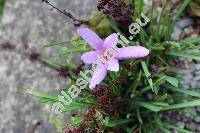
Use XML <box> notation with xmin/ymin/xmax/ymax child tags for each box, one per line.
<box><xmin>89</xmin><ymin>65</ymin><xmax>107</xmax><ymax>89</ymax></box>
<box><xmin>77</xmin><ymin>28</ymin><xmax>103</xmax><ymax>50</ymax></box>
<box><xmin>107</xmin><ymin>58</ymin><xmax>119</xmax><ymax>72</ymax></box>
<box><xmin>115</xmin><ymin>46</ymin><xmax>149</xmax><ymax>60</ymax></box>
<box><xmin>103</xmin><ymin>33</ymin><xmax>118</xmax><ymax>48</ymax></box>
<box><xmin>81</xmin><ymin>51</ymin><xmax>98</xmax><ymax>64</ymax></box>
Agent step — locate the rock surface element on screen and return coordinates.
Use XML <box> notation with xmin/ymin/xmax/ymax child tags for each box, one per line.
<box><xmin>0</xmin><ymin>0</ymin><xmax>200</xmax><ymax>132</ymax></box>
<box><xmin>0</xmin><ymin>0</ymin><xmax>96</xmax><ymax>132</ymax></box>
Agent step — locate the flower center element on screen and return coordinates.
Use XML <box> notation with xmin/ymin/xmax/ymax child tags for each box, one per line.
<box><xmin>97</xmin><ymin>47</ymin><xmax>118</xmax><ymax>65</ymax></box>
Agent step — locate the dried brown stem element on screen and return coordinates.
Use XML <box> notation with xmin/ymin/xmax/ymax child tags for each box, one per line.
<box><xmin>42</xmin><ymin>0</ymin><xmax>88</xmax><ymax>26</ymax></box>
<box><xmin>111</xmin><ymin>59</ymin><xmax>142</xmax><ymax>89</ymax></box>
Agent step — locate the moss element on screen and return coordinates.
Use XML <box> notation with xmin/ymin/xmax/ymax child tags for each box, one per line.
<box><xmin>88</xmin><ymin>12</ymin><xmax>114</xmax><ymax>38</ymax></box>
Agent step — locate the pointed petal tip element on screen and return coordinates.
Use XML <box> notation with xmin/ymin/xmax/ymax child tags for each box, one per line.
<box><xmin>77</xmin><ymin>28</ymin><xmax>103</xmax><ymax>50</ymax></box>
<box><xmin>104</xmin><ymin>33</ymin><xmax>119</xmax><ymax>48</ymax></box>
<box><xmin>143</xmin><ymin>47</ymin><xmax>150</xmax><ymax>56</ymax></box>
<box><xmin>115</xmin><ymin>46</ymin><xmax>150</xmax><ymax>60</ymax></box>
<box><xmin>134</xmin><ymin>46</ymin><xmax>150</xmax><ymax>57</ymax></box>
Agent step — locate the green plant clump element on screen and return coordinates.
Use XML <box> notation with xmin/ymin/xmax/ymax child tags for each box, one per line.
<box><xmin>23</xmin><ymin>0</ymin><xmax>200</xmax><ymax>132</ymax></box>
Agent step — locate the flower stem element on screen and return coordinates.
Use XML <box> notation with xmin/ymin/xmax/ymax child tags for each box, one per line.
<box><xmin>111</xmin><ymin>59</ymin><xmax>142</xmax><ymax>89</ymax></box>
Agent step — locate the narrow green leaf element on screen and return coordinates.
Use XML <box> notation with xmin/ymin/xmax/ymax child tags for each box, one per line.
<box><xmin>181</xmin><ymin>37</ymin><xmax>200</xmax><ymax>43</ymax></box>
<box><xmin>166</xmin><ymin>76</ymin><xmax>179</xmax><ymax>87</ymax></box>
<box><xmin>154</xmin><ymin>115</ymin><xmax>164</xmax><ymax>126</ymax></box>
<box><xmin>150</xmin><ymin>0</ymin><xmax>155</xmax><ymax>39</ymax></box>
<box><xmin>104</xmin><ymin>118</ymin><xmax>133</xmax><ymax>127</ymax></box>
<box><xmin>154</xmin><ymin>116</ymin><xmax>170</xmax><ymax>133</ymax></box>
<box><xmin>140</xmin><ymin>27</ymin><xmax>146</xmax><ymax>44</ymax></box>
<box><xmin>180</xmin><ymin>40</ymin><xmax>198</xmax><ymax>48</ymax></box>
<box><xmin>137</xmin><ymin>101</ymin><xmax>162</xmax><ymax>112</ymax></box>
<box><xmin>160</xmin><ymin>12</ymin><xmax>170</xmax><ymax>38</ymax></box>
<box><xmin>107</xmin><ymin>19</ymin><xmax>123</xmax><ymax>34</ymax></box>
<box><xmin>157</xmin><ymin>55</ymin><xmax>169</xmax><ymax>66</ymax></box>
<box><xmin>141</xmin><ymin>61</ymin><xmax>154</xmax><ymax>92</ymax></box>
<box><xmin>165</xmin><ymin>123</ymin><xmax>194</xmax><ymax>133</ymax></box>
<box><xmin>167</xmin><ymin>50</ymin><xmax>200</xmax><ymax>60</ymax></box>
<box><xmin>66</xmin><ymin>115</ymin><xmax>84</xmax><ymax>126</ymax></box>
<box><xmin>58</xmin><ymin>48</ymin><xmax>87</xmax><ymax>56</ymax></box>
<box><xmin>77</xmin><ymin>40</ymin><xmax>87</xmax><ymax>45</ymax></box>
<box><xmin>0</xmin><ymin>0</ymin><xmax>5</xmax><ymax>21</ymax></box>
<box><xmin>167</xmin><ymin>86</ymin><xmax>200</xmax><ymax>97</ymax></box>
<box><xmin>151</xmin><ymin>102</ymin><xmax>169</xmax><ymax>107</ymax></box>
<box><xmin>36</xmin><ymin>97</ymin><xmax>57</xmax><ymax>104</ymax></box>
<box><xmin>43</xmin><ymin>59</ymin><xmax>76</xmax><ymax>69</ymax></box>
<box><xmin>60</xmin><ymin>62</ymin><xmax>76</xmax><ymax>69</ymax></box>
<box><xmin>42</xmin><ymin>40</ymin><xmax>69</xmax><ymax>48</ymax></box>
<box><xmin>153</xmin><ymin>75</ymin><xmax>167</xmax><ymax>87</ymax></box>
<box><xmin>62</xmin><ymin>102</ymin><xmax>86</xmax><ymax>113</ymax></box>
<box><xmin>156</xmin><ymin>93</ymin><xmax>168</xmax><ymax>102</ymax></box>
<box><xmin>164</xmin><ymin>41</ymin><xmax>180</xmax><ymax>47</ymax></box>
<box><xmin>129</xmin><ymin>71</ymin><xmax>142</xmax><ymax>92</ymax></box>
<box><xmin>136</xmin><ymin>107</ymin><xmax>143</xmax><ymax>124</ymax></box>
<box><xmin>134</xmin><ymin>0</ymin><xmax>144</xmax><ymax>19</ymax></box>
<box><xmin>156</xmin><ymin>0</ymin><xmax>167</xmax><ymax>42</ymax></box>
<box><xmin>21</xmin><ymin>88</ymin><xmax>58</xmax><ymax>101</ymax></box>
<box><xmin>42</xmin><ymin>58</ymin><xmax>60</xmax><ymax>69</ymax></box>
<box><xmin>151</xmin><ymin>45</ymin><xmax>165</xmax><ymax>51</ymax></box>
<box><xmin>161</xmin><ymin>99</ymin><xmax>200</xmax><ymax>110</ymax></box>
<box><xmin>167</xmin><ymin>0</ymin><xmax>190</xmax><ymax>39</ymax></box>
<box><xmin>50</xmin><ymin>117</ymin><xmax>64</xmax><ymax>132</ymax></box>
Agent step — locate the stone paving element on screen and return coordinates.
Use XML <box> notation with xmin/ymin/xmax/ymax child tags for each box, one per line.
<box><xmin>0</xmin><ymin>0</ymin><xmax>199</xmax><ymax>132</ymax></box>
<box><xmin>0</xmin><ymin>0</ymin><xmax>96</xmax><ymax>132</ymax></box>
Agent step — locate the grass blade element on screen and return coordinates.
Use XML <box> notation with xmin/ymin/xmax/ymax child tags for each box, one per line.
<box><xmin>166</xmin><ymin>85</ymin><xmax>200</xmax><ymax>98</ymax></box>
<box><xmin>42</xmin><ymin>40</ymin><xmax>70</xmax><ymax>48</ymax></box>
<box><xmin>136</xmin><ymin>107</ymin><xmax>143</xmax><ymax>124</ymax></box>
<box><xmin>141</xmin><ymin>61</ymin><xmax>154</xmax><ymax>92</ymax></box>
<box><xmin>181</xmin><ymin>37</ymin><xmax>200</xmax><ymax>43</ymax></box>
<box><xmin>19</xmin><ymin>88</ymin><xmax>58</xmax><ymax>101</ymax></box>
<box><xmin>58</xmin><ymin>48</ymin><xmax>87</xmax><ymax>56</ymax></box>
<box><xmin>166</xmin><ymin>76</ymin><xmax>179</xmax><ymax>87</ymax></box>
<box><xmin>156</xmin><ymin>0</ymin><xmax>167</xmax><ymax>42</ymax></box>
<box><xmin>62</xmin><ymin>102</ymin><xmax>86</xmax><ymax>113</ymax></box>
<box><xmin>167</xmin><ymin>0</ymin><xmax>190</xmax><ymax>39</ymax></box>
<box><xmin>137</xmin><ymin>101</ymin><xmax>162</xmax><ymax>112</ymax></box>
<box><xmin>0</xmin><ymin>0</ymin><xmax>5</xmax><ymax>21</ymax></box>
<box><xmin>167</xmin><ymin>50</ymin><xmax>200</xmax><ymax>60</ymax></box>
<box><xmin>165</xmin><ymin>123</ymin><xmax>194</xmax><ymax>133</ymax></box>
<box><xmin>161</xmin><ymin>99</ymin><xmax>200</xmax><ymax>110</ymax></box>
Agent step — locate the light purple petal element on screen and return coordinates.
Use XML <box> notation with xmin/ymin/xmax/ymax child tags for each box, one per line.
<box><xmin>103</xmin><ymin>33</ymin><xmax>118</xmax><ymax>49</ymax></box>
<box><xmin>107</xmin><ymin>58</ymin><xmax>119</xmax><ymax>72</ymax></box>
<box><xmin>77</xmin><ymin>28</ymin><xmax>103</xmax><ymax>50</ymax></box>
<box><xmin>81</xmin><ymin>51</ymin><xmax>98</xmax><ymax>64</ymax></box>
<box><xmin>89</xmin><ymin>65</ymin><xmax>107</xmax><ymax>89</ymax></box>
<box><xmin>115</xmin><ymin>46</ymin><xmax>149</xmax><ymax>60</ymax></box>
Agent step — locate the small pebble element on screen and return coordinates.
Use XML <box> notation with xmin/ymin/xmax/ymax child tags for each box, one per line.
<box><xmin>194</xmin><ymin>117</ymin><xmax>200</xmax><ymax>123</ymax></box>
<box><xmin>197</xmin><ymin>126</ymin><xmax>200</xmax><ymax>132</ymax></box>
<box><xmin>177</xmin><ymin>121</ymin><xmax>185</xmax><ymax>129</ymax></box>
<box><xmin>177</xmin><ymin>18</ymin><xmax>193</xmax><ymax>28</ymax></box>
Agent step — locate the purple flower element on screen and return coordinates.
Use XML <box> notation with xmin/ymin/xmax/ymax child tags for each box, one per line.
<box><xmin>77</xmin><ymin>28</ymin><xmax>149</xmax><ymax>88</ymax></box>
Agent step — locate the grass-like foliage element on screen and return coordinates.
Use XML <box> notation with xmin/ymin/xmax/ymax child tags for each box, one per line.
<box><xmin>23</xmin><ymin>0</ymin><xmax>200</xmax><ymax>132</ymax></box>
<box><xmin>0</xmin><ymin>0</ymin><xmax>5</xmax><ymax>21</ymax></box>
